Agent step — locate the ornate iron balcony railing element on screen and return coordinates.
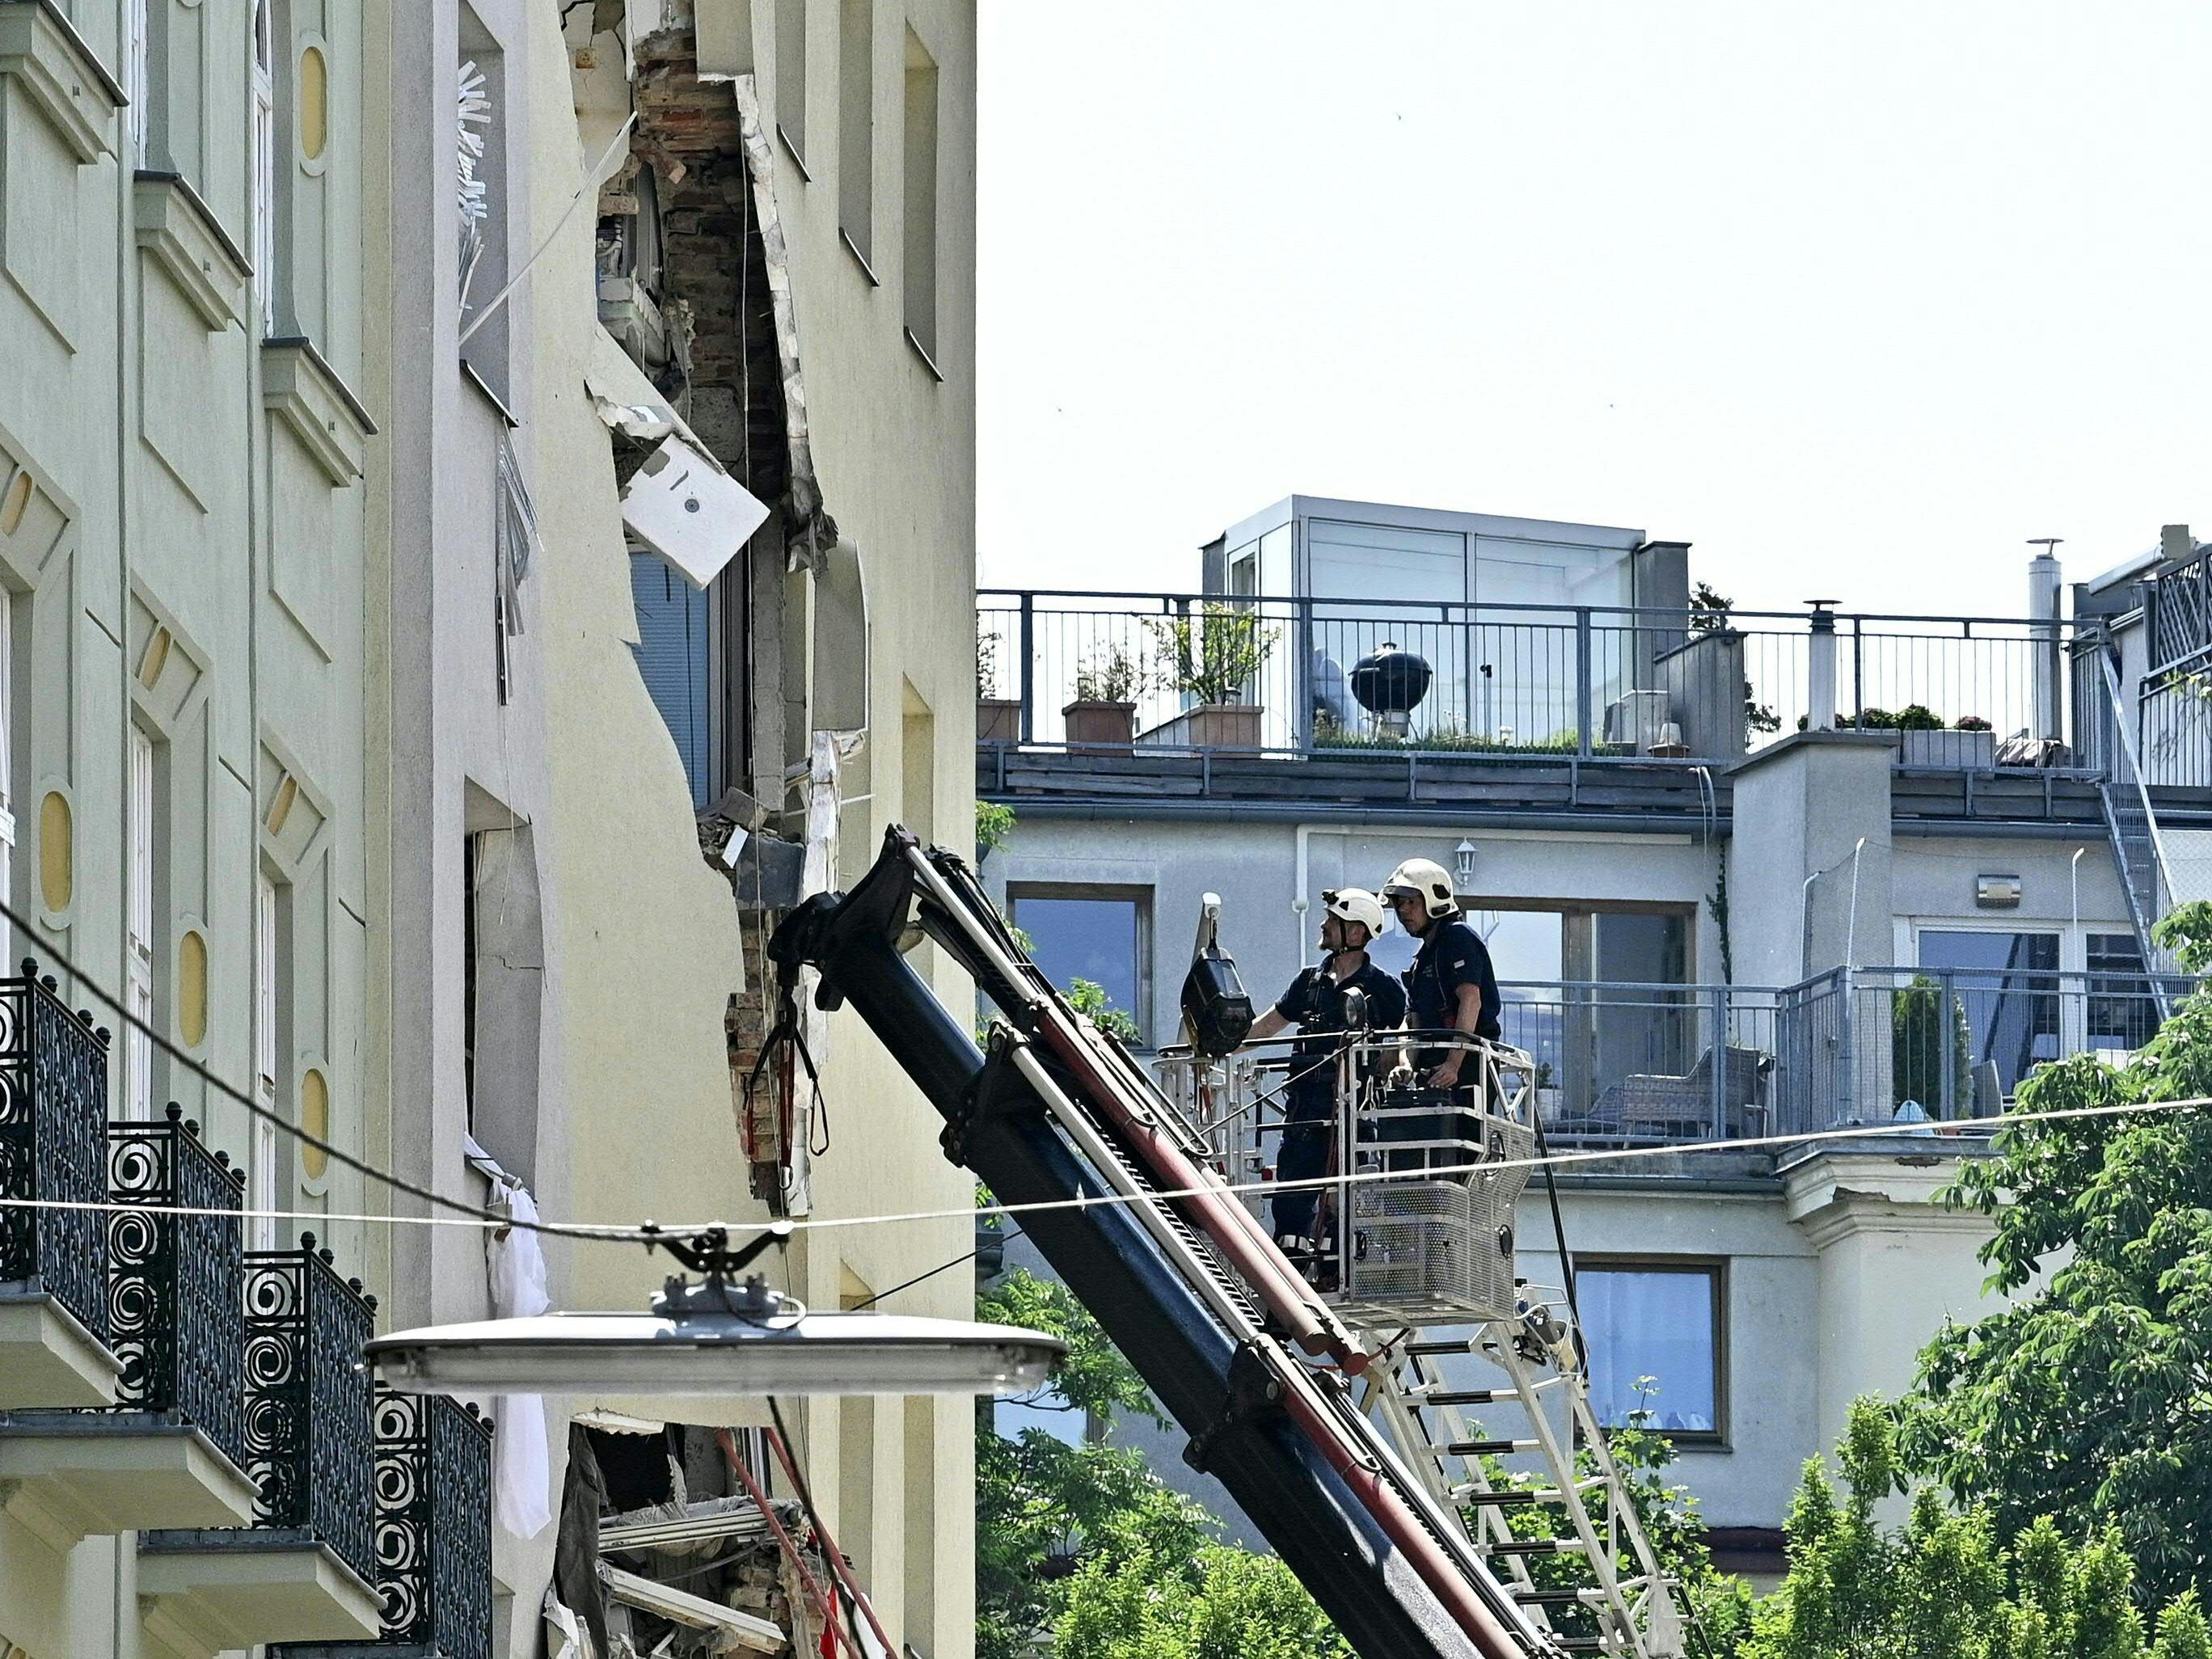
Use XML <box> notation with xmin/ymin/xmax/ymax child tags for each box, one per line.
<box><xmin>103</xmin><ymin>1104</ymin><xmax>248</xmax><ymax>1469</ymax></box>
<box><xmin>240</xmin><ymin>1234</ymin><xmax>378</xmax><ymax>1584</ymax></box>
<box><xmin>0</xmin><ymin>959</ymin><xmax>112</xmax><ymax>1342</ymax></box>
<box><xmin>370</xmin><ymin>1389</ymin><xmax>494</xmax><ymax>1659</ymax></box>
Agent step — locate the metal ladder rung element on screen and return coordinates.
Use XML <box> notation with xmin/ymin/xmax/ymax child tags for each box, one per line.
<box><xmin>1442</xmin><ymin>1437</ymin><xmax>1539</xmax><ymax>1457</ymax></box>
<box><xmin>1474</xmin><ymin>1538</ymin><xmax>1585</xmax><ymax>1557</ymax></box>
<box><xmin>1462</xmin><ymin>1476</ymin><xmax>1607</xmax><ymax>1505</ymax></box>
<box><xmin>1421</xmin><ymin>1387</ymin><xmax>1518</xmax><ymax>1407</ymax></box>
<box><xmin>1405</xmin><ymin>1338</ymin><xmax>1480</xmax><ymax>1357</ymax></box>
<box><xmin>1512</xmin><ymin>1587</ymin><xmax>1609</xmax><ymax>1606</ymax></box>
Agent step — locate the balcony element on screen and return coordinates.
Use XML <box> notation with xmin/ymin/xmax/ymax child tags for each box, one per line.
<box><xmin>0</xmin><ymin>1104</ymin><xmax>259</xmax><ymax>1549</ymax></box>
<box><xmin>0</xmin><ymin>960</ymin><xmax>119</xmax><ymax>1408</ymax></box>
<box><xmin>975</xmin><ymin>591</ymin><xmax>2148</xmax><ymax>826</ymax></box>
<box><xmin>1491</xmin><ymin>966</ymin><xmax>2190</xmax><ymax>1148</ymax></box>
<box><xmin>265</xmin><ymin>1391</ymin><xmax>496</xmax><ymax>1659</ymax></box>
<box><xmin>139</xmin><ymin>1236</ymin><xmax>382</xmax><ymax>1658</ymax></box>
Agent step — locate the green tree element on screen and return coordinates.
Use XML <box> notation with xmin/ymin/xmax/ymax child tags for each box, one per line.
<box><xmin>1741</xmin><ymin>1398</ymin><xmax>2192</xmax><ymax>1659</ymax></box>
<box><xmin>977</xmin><ymin>799</ymin><xmax>1016</xmax><ymax>859</ymax></box>
<box><xmin>1069</xmin><ymin>975</ymin><xmax>1141</xmax><ymax>1045</ymax></box>
<box><xmin>973</xmin><ymin>1268</ymin><xmax>1214</xmax><ymax>1659</ymax></box>
<box><xmin>973</xmin><ymin>1266</ymin><xmax>1344</xmax><ymax>1658</ymax></box>
<box><xmin>1145</xmin><ymin>603</ymin><xmax>1277</xmax><ymax>707</ymax></box>
<box><xmin>1054</xmin><ymin>1544</ymin><xmax>1348</xmax><ymax>1659</ymax></box>
<box><xmin>1892</xmin><ymin>973</ymin><xmax>1975</xmax><ymax>1113</ymax></box>
<box><xmin>1894</xmin><ymin>904</ymin><xmax>2212</xmax><ymax>1606</ymax></box>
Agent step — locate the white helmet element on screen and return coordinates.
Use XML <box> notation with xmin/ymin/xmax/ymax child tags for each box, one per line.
<box><xmin>1320</xmin><ymin>887</ymin><xmax>1387</xmax><ymax>939</ymax></box>
<box><xmin>1382</xmin><ymin>859</ymin><xmax>1459</xmax><ymax>923</ymax></box>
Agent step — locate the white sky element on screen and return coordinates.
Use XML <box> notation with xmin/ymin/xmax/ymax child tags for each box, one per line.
<box><xmin>976</xmin><ymin>2</ymin><xmax>2212</xmax><ymax>618</ymax></box>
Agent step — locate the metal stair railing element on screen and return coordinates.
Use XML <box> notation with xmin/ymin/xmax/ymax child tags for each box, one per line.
<box><xmin>2093</xmin><ymin>652</ymin><xmax>2184</xmax><ymax>1009</ymax></box>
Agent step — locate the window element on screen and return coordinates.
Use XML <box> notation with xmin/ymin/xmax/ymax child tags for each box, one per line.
<box><xmin>630</xmin><ymin>555</ymin><xmax>713</xmax><ymax>808</ymax></box>
<box><xmin>1007</xmin><ymin>887</ymin><xmax>1149</xmax><ymax>1042</ymax></box>
<box><xmin>252</xmin><ymin>0</ymin><xmax>277</xmax><ymax>336</ymax></box>
<box><xmin>1915</xmin><ymin>930</ymin><xmax>2061</xmax><ymax>1102</ymax></box>
<box><xmin>124</xmin><ymin>0</ymin><xmax>150</xmax><ymax>163</ymax></box>
<box><xmin>125</xmin><ymin>727</ymin><xmax>157</xmax><ymax>1121</ymax></box>
<box><xmin>251</xmin><ymin>873</ymin><xmax>281</xmax><ymax>1249</ymax></box>
<box><xmin>775</xmin><ymin>0</ymin><xmax>808</xmax><ymax>167</ymax></box>
<box><xmin>0</xmin><ymin>588</ymin><xmax>13</xmax><ymax>965</ymax></box>
<box><xmin>836</xmin><ymin>0</ymin><xmax>873</xmax><ymax>273</ymax></box>
<box><xmin>901</xmin><ymin>26</ymin><xmax>937</xmax><ymax>364</ymax></box>
<box><xmin>1579</xmin><ymin>1260</ymin><xmax>1723</xmax><ymax>1440</ymax></box>
<box><xmin>462</xmin><ymin>832</ymin><xmax>479</xmax><ymax>1129</ymax></box>
<box><xmin>2088</xmin><ymin>931</ymin><xmax>2160</xmax><ymax>1052</ymax></box>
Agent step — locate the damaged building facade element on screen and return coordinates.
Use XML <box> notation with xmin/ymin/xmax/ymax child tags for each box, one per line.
<box><xmin>536</xmin><ymin>0</ymin><xmax>979</xmax><ymax>1653</ymax></box>
<box><xmin>0</xmin><ymin>0</ymin><xmax>974</xmax><ymax>1652</ymax></box>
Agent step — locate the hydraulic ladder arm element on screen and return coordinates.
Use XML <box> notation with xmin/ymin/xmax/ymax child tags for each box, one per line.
<box><xmin>769</xmin><ymin>827</ymin><xmax>1560</xmax><ymax>1659</ymax></box>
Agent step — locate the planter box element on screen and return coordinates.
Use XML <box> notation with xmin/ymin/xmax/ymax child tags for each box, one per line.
<box><xmin>1900</xmin><ymin>729</ymin><xmax>1995</xmax><ymax>770</ymax></box>
<box><xmin>977</xmin><ymin>698</ymin><xmax>1022</xmax><ymax>745</ymax></box>
<box><xmin>1062</xmin><ymin>699</ymin><xmax>1137</xmax><ymax>747</ymax></box>
<box><xmin>1138</xmin><ymin>703</ymin><xmax>1264</xmax><ymax>750</ymax></box>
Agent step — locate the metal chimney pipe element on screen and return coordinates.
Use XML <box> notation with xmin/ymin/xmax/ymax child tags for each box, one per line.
<box><xmin>2028</xmin><ymin>542</ymin><xmax>2063</xmax><ymax>741</ymax></box>
<box><xmin>1807</xmin><ymin>601</ymin><xmax>1838</xmax><ymax>730</ymax></box>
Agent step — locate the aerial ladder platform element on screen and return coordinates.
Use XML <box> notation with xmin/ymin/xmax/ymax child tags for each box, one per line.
<box><xmin>769</xmin><ymin>827</ymin><xmax>1689</xmax><ymax>1659</ymax></box>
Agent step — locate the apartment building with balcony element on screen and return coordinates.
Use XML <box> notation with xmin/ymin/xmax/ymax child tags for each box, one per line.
<box><xmin>977</xmin><ymin>496</ymin><xmax>2210</xmax><ymax>1571</ymax></box>
<box><xmin>0</xmin><ymin>0</ymin><xmax>500</xmax><ymax>1649</ymax></box>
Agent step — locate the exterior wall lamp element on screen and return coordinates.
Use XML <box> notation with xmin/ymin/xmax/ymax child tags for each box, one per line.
<box><xmin>1454</xmin><ymin>840</ymin><xmax>1478</xmax><ymax>889</ymax></box>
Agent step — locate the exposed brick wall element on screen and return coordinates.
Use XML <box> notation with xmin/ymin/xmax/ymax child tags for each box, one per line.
<box><xmin>629</xmin><ymin>28</ymin><xmax>791</xmax><ymax>512</ymax></box>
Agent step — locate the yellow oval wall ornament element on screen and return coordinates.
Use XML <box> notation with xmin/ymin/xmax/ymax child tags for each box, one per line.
<box><xmin>38</xmin><ymin>792</ymin><xmax>71</xmax><ymax>913</ymax></box>
<box><xmin>0</xmin><ymin>471</ymin><xmax>32</xmax><ymax>537</ymax></box>
<box><xmin>298</xmin><ymin>44</ymin><xmax>327</xmax><ymax>161</ymax></box>
<box><xmin>300</xmin><ymin>1069</ymin><xmax>330</xmax><ymax>1179</ymax></box>
<box><xmin>177</xmin><ymin>930</ymin><xmax>209</xmax><ymax>1047</ymax></box>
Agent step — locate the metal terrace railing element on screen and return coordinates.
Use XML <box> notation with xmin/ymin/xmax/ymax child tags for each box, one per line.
<box><xmin>978</xmin><ymin>589</ymin><xmax>2085</xmax><ymax>764</ymax></box>
<box><xmin>1494</xmin><ymin>966</ymin><xmax>2193</xmax><ymax>1147</ymax></box>
<box><xmin>364</xmin><ymin>1390</ymin><xmax>495</xmax><ymax>1659</ymax></box>
<box><xmin>237</xmin><ymin>1235</ymin><xmax>378</xmax><ymax>1582</ymax></box>
<box><xmin>0</xmin><ymin>962</ymin><xmax>112</xmax><ymax>1345</ymax></box>
<box><xmin>101</xmin><ymin>1104</ymin><xmax>250</xmax><ymax>1468</ymax></box>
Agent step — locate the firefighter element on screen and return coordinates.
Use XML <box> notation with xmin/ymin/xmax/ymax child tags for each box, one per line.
<box><xmin>1382</xmin><ymin>858</ymin><xmax>1501</xmax><ymax>1092</ymax></box>
<box><xmin>1247</xmin><ymin>888</ymin><xmax>1407</xmax><ymax>1247</ymax></box>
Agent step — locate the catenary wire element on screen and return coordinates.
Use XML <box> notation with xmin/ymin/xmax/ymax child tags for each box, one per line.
<box><xmin>11</xmin><ymin>885</ymin><xmax>2200</xmax><ymax>1247</ymax></box>
<box><xmin>0</xmin><ymin>1095</ymin><xmax>2198</xmax><ymax>1243</ymax></box>
<box><xmin>0</xmin><ymin>895</ymin><xmax>643</xmax><ymax>1245</ymax></box>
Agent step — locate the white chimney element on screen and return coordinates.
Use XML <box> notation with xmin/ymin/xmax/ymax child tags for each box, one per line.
<box><xmin>2028</xmin><ymin>548</ymin><xmax>2063</xmax><ymax>741</ymax></box>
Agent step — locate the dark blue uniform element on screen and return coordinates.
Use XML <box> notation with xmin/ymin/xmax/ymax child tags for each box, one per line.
<box><xmin>1404</xmin><ymin>917</ymin><xmax>1502</xmax><ymax>1060</ymax></box>
<box><xmin>1269</xmin><ymin>960</ymin><xmax>1407</xmax><ymax>1241</ymax></box>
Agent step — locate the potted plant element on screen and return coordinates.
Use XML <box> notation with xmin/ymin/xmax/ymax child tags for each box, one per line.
<box><xmin>977</xmin><ymin>631</ymin><xmax>1021</xmax><ymax>745</ymax></box>
<box><xmin>1144</xmin><ymin>603</ymin><xmax>1278</xmax><ymax>749</ymax></box>
<box><xmin>1902</xmin><ymin>711</ymin><xmax>1996</xmax><ymax>770</ymax></box>
<box><xmin>1062</xmin><ymin>642</ymin><xmax>1139</xmax><ymax>747</ymax></box>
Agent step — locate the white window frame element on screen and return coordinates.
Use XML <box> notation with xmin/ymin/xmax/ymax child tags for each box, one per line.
<box><xmin>1577</xmin><ymin>1256</ymin><xmax>1727</xmax><ymax>1444</ymax></box>
<box><xmin>125</xmin><ymin>727</ymin><xmax>156</xmax><ymax>1121</ymax></box>
<box><xmin>125</xmin><ymin>0</ymin><xmax>150</xmax><ymax>164</ymax></box>
<box><xmin>252</xmin><ymin>872</ymin><xmax>280</xmax><ymax>1249</ymax></box>
<box><xmin>0</xmin><ymin>588</ymin><xmax>14</xmax><ymax>967</ymax></box>
<box><xmin>252</xmin><ymin>0</ymin><xmax>276</xmax><ymax>336</ymax></box>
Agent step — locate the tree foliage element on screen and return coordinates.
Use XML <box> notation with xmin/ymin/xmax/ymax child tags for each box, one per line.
<box><xmin>1743</xmin><ymin>1399</ymin><xmax>2212</xmax><ymax>1659</ymax></box>
<box><xmin>1894</xmin><ymin>903</ymin><xmax>2212</xmax><ymax>1606</ymax></box>
<box><xmin>1054</xmin><ymin>1544</ymin><xmax>1348</xmax><ymax>1659</ymax></box>
<box><xmin>973</xmin><ymin>1267</ymin><xmax>1342</xmax><ymax>1658</ymax></box>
